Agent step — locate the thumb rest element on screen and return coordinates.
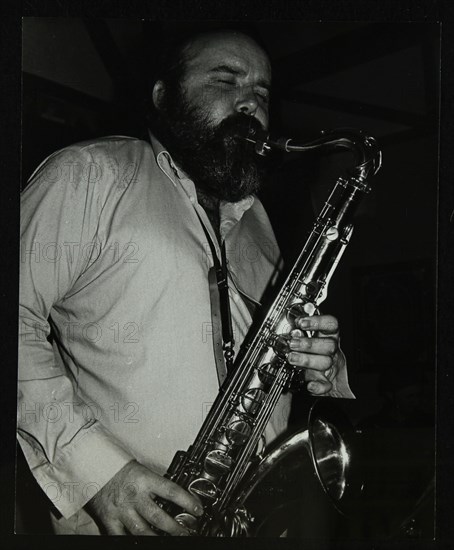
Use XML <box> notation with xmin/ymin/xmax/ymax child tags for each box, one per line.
<box><xmin>158</xmin><ymin>128</ymin><xmax>382</xmax><ymax>536</ymax></box>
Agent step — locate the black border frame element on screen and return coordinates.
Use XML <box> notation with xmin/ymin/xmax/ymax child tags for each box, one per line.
<box><xmin>1</xmin><ymin>2</ymin><xmax>453</xmax><ymax>550</ymax></box>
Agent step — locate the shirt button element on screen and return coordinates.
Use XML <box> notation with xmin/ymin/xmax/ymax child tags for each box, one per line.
<box><xmin>189</xmin><ymin>196</ymin><xmax>195</xmax><ymax>204</ymax></box>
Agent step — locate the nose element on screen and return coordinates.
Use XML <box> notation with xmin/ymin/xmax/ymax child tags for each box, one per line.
<box><xmin>234</xmin><ymin>88</ymin><xmax>259</xmax><ymax>116</ymax></box>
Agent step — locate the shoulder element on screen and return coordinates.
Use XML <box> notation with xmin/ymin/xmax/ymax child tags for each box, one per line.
<box><xmin>23</xmin><ymin>136</ymin><xmax>154</xmax><ymax>195</ymax></box>
<box><xmin>74</xmin><ymin>136</ymin><xmax>154</xmax><ymax>183</ymax></box>
<box><xmin>29</xmin><ymin>135</ymin><xmax>152</xmax><ymax>174</ymax></box>
<box><xmin>54</xmin><ymin>135</ymin><xmax>153</xmax><ymax>168</ymax></box>
<box><xmin>73</xmin><ymin>135</ymin><xmax>151</xmax><ymax>154</ymax></box>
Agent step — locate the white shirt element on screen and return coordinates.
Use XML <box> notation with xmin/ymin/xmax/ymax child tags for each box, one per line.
<box><xmin>18</xmin><ymin>133</ymin><xmax>353</xmax><ymax>521</ymax></box>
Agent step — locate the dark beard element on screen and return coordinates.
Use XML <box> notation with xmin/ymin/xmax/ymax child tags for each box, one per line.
<box><xmin>151</xmin><ymin>85</ymin><xmax>267</xmax><ymax>203</ymax></box>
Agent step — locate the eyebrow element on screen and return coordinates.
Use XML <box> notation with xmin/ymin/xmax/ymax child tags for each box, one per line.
<box><xmin>208</xmin><ymin>64</ymin><xmax>271</xmax><ymax>90</ymax></box>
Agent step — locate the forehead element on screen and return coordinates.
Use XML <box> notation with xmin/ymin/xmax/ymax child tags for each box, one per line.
<box><xmin>183</xmin><ymin>33</ymin><xmax>271</xmax><ymax>81</ymax></box>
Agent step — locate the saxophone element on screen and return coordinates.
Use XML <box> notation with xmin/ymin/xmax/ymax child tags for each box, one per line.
<box><xmin>159</xmin><ymin>128</ymin><xmax>382</xmax><ymax>536</ymax></box>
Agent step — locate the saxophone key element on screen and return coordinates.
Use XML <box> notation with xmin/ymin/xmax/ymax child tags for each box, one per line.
<box><xmin>268</xmin><ymin>333</ymin><xmax>293</xmax><ymax>358</ymax></box>
<box><xmin>257</xmin><ymin>361</ymin><xmax>282</xmax><ymax>387</ymax></box>
<box><xmin>286</xmin><ymin>301</ymin><xmax>317</xmax><ymax>324</ymax></box>
<box><xmin>204</xmin><ymin>449</ymin><xmax>233</xmax><ymax>476</ymax></box>
<box><xmin>174</xmin><ymin>512</ymin><xmax>199</xmax><ymax>535</ymax></box>
<box><xmin>166</xmin><ymin>450</ymin><xmax>188</xmax><ymax>478</ymax></box>
<box><xmin>240</xmin><ymin>388</ymin><xmax>266</xmax><ymax>415</ymax></box>
<box><xmin>225</xmin><ymin>419</ymin><xmax>252</xmax><ymax>446</ymax></box>
<box><xmin>325</xmin><ymin>225</ymin><xmax>339</xmax><ymax>241</ymax></box>
<box><xmin>188</xmin><ymin>477</ymin><xmax>218</xmax><ymax>501</ymax></box>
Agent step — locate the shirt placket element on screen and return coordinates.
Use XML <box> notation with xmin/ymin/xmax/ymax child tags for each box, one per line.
<box><xmin>157</xmin><ymin>153</ymin><xmax>254</xmax><ymax>386</ymax></box>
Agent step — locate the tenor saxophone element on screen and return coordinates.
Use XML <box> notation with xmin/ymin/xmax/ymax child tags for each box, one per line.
<box><xmin>159</xmin><ymin>128</ymin><xmax>382</xmax><ymax>536</ymax></box>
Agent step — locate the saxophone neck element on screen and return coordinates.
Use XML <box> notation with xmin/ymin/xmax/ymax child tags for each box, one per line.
<box><xmin>242</xmin><ymin>127</ymin><xmax>382</xmax><ymax>182</ymax></box>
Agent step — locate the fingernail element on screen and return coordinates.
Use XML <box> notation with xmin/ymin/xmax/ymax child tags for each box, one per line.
<box><xmin>180</xmin><ymin>531</ymin><xmax>189</xmax><ymax>536</ymax></box>
<box><xmin>287</xmin><ymin>352</ymin><xmax>296</xmax><ymax>363</ymax></box>
<box><xmin>194</xmin><ymin>505</ymin><xmax>203</xmax><ymax>516</ymax></box>
<box><xmin>289</xmin><ymin>339</ymin><xmax>299</xmax><ymax>350</ymax></box>
<box><xmin>298</xmin><ymin>318</ymin><xmax>311</xmax><ymax>329</ymax></box>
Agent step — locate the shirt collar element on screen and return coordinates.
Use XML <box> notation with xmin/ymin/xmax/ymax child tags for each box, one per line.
<box><xmin>148</xmin><ymin>128</ymin><xmax>255</xmax><ymax>237</ymax></box>
<box><xmin>219</xmin><ymin>196</ymin><xmax>255</xmax><ymax>239</ymax></box>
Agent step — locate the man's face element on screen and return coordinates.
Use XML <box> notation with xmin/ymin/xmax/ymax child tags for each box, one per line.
<box><xmin>180</xmin><ymin>33</ymin><xmax>271</xmax><ymax>132</ymax></box>
<box><xmin>152</xmin><ymin>32</ymin><xmax>272</xmax><ymax>203</ymax></box>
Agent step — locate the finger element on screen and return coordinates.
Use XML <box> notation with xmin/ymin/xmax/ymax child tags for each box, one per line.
<box><xmin>304</xmin><ymin>366</ymin><xmax>329</xmax><ymax>382</ymax></box>
<box><xmin>288</xmin><ymin>336</ymin><xmax>337</xmax><ymax>356</ymax></box>
<box><xmin>122</xmin><ymin>511</ymin><xmax>158</xmax><ymax>536</ymax></box>
<box><xmin>307</xmin><ymin>379</ymin><xmax>333</xmax><ymax>395</ymax></box>
<box><xmin>139</xmin><ymin>500</ymin><xmax>190</xmax><ymax>536</ymax></box>
<box><xmin>303</xmin><ymin>368</ymin><xmax>333</xmax><ymax>395</ymax></box>
<box><xmin>149</xmin><ymin>473</ymin><xmax>203</xmax><ymax>518</ymax></box>
<box><xmin>104</xmin><ymin>519</ymin><xmax>128</xmax><ymax>535</ymax></box>
<box><xmin>287</xmin><ymin>350</ymin><xmax>333</xmax><ymax>371</ymax></box>
<box><xmin>295</xmin><ymin>315</ymin><xmax>339</xmax><ymax>336</ymax></box>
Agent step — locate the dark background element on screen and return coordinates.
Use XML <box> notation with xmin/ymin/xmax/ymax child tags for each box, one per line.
<box><xmin>17</xmin><ymin>18</ymin><xmax>439</xmax><ymax>542</ymax></box>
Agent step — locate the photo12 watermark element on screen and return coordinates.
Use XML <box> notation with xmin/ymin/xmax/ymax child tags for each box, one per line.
<box><xmin>19</xmin><ymin>400</ymin><xmax>141</xmax><ymax>425</ymax></box>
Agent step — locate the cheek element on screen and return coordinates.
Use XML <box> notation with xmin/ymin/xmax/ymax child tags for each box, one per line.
<box><xmin>189</xmin><ymin>86</ymin><xmax>270</xmax><ymax>129</ymax></box>
<box><xmin>206</xmin><ymin>103</ymin><xmax>232</xmax><ymax>125</ymax></box>
<box><xmin>191</xmin><ymin>88</ymin><xmax>232</xmax><ymax>124</ymax></box>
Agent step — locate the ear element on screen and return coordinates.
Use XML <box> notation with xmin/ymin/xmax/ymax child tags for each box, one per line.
<box><xmin>152</xmin><ymin>80</ymin><xmax>165</xmax><ymax>110</ymax></box>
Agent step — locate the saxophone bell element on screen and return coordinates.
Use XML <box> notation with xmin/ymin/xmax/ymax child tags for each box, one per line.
<box><xmin>308</xmin><ymin>399</ymin><xmax>363</xmax><ymax>516</ymax></box>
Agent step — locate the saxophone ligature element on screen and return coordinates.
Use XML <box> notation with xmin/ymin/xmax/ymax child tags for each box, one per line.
<box><xmin>158</xmin><ymin>127</ymin><xmax>382</xmax><ymax>536</ymax></box>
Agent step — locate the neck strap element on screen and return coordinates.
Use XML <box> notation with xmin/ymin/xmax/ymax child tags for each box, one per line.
<box><xmin>197</xmin><ymin>213</ymin><xmax>235</xmax><ymax>372</ymax></box>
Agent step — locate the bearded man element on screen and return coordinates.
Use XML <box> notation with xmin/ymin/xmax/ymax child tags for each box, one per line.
<box><xmin>18</xmin><ymin>30</ymin><xmax>354</xmax><ymax>536</ymax></box>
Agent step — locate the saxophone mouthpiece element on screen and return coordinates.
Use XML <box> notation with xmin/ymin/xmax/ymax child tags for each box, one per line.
<box><xmin>238</xmin><ymin>126</ymin><xmax>294</xmax><ymax>155</ymax></box>
<box><xmin>237</xmin><ymin>127</ymin><xmax>272</xmax><ymax>156</ymax></box>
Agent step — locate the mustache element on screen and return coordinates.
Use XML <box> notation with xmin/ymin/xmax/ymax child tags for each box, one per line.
<box><xmin>212</xmin><ymin>113</ymin><xmax>266</xmax><ymax>142</ymax></box>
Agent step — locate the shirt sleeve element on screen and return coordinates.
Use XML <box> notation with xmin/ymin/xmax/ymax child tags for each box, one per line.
<box><xmin>18</xmin><ymin>144</ymin><xmax>134</xmax><ymax>519</ymax></box>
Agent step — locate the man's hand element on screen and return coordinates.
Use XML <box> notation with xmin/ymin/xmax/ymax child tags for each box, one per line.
<box><xmin>286</xmin><ymin>314</ymin><xmax>345</xmax><ymax>395</ymax></box>
<box><xmin>86</xmin><ymin>460</ymin><xmax>203</xmax><ymax>536</ymax></box>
